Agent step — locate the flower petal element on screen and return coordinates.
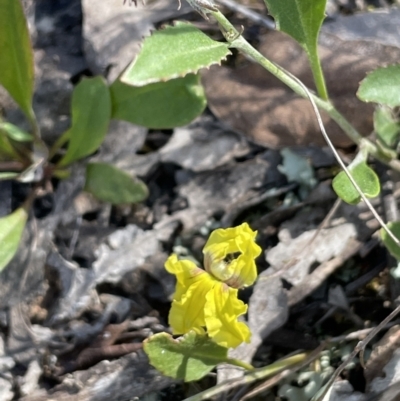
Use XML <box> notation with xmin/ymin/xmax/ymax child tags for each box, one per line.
<box><xmin>204</xmin><ymin>283</ymin><xmax>251</xmax><ymax>348</ymax></box>
<box><xmin>165</xmin><ymin>254</ymin><xmax>217</xmax><ymax>335</ymax></box>
<box><xmin>165</xmin><ymin>254</ymin><xmax>203</xmax><ymax>301</ymax></box>
<box><xmin>203</xmin><ymin>223</ymin><xmax>261</xmax><ymax>287</ymax></box>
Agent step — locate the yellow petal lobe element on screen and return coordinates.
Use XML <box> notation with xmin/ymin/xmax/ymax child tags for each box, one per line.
<box><xmin>203</xmin><ymin>223</ymin><xmax>261</xmax><ymax>287</ymax></box>
<box><xmin>166</xmin><ymin>254</ymin><xmax>214</xmax><ymax>335</ymax></box>
<box><xmin>204</xmin><ymin>282</ymin><xmax>251</xmax><ymax>348</ymax></box>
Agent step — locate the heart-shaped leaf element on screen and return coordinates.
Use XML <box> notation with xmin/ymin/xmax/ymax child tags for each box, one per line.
<box><xmin>85</xmin><ymin>162</ymin><xmax>148</xmax><ymax>204</ymax></box>
<box><xmin>111</xmin><ymin>74</ymin><xmax>206</xmax><ymax>128</ymax></box>
<box><xmin>144</xmin><ymin>331</ymin><xmax>228</xmax><ymax>381</ymax></box>
<box><xmin>121</xmin><ymin>21</ymin><xmax>230</xmax><ymax>87</ymax></box>
<box><xmin>0</xmin><ymin>0</ymin><xmax>35</xmax><ymax>121</ymax></box>
<box><xmin>332</xmin><ymin>161</ymin><xmax>380</xmax><ymax>205</ymax></box>
<box><xmin>381</xmin><ymin>222</ymin><xmax>400</xmax><ymax>261</ymax></box>
<box><xmin>58</xmin><ymin>77</ymin><xmax>111</xmax><ymax>167</ymax></box>
<box><xmin>0</xmin><ymin>206</ymin><xmax>28</xmax><ymax>272</ymax></box>
<box><xmin>358</xmin><ymin>65</ymin><xmax>400</xmax><ymax>108</ymax></box>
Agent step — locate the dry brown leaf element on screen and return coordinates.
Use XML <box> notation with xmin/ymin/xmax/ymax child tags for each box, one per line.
<box><xmin>365</xmin><ymin>325</ymin><xmax>400</xmax><ymax>387</ymax></box>
<box><xmin>202</xmin><ymin>30</ymin><xmax>400</xmax><ymax>148</ymax></box>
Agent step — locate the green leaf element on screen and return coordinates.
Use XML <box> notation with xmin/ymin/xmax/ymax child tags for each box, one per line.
<box><xmin>358</xmin><ymin>65</ymin><xmax>400</xmax><ymax>108</ymax></box>
<box><xmin>0</xmin><ymin>122</ymin><xmax>33</xmax><ymax>142</ymax></box>
<box><xmin>111</xmin><ymin>74</ymin><xmax>206</xmax><ymax>128</ymax></box>
<box><xmin>84</xmin><ymin>162</ymin><xmax>148</xmax><ymax>204</ymax></box>
<box><xmin>58</xmin><ymin>77</ymin><xmax>111</xmax><ymax>167</ymax></box>
<box><xmin>263</xmin><ymin>0</ymin><xmax>328</xmax><ymax>98</ymax></box>
<box><xmin>121</xmin><ymin>21</ymin><xmax>230</xmax><ymax>87</ymax></box>
<box><xmin>332</xmin><ymin>161</ymin><xmax>380</xmax><ymax>205</ymax></box>
<box><xmin>381</xmin><ymin>222</ymin><xmax>400</xmax><ymax>260</ymax></box>
<box><xmin>0</xmin><ymin>0</ymin><xmax>35</xmax><ymax>121</ymax></box>
<box><xmin>0</xmin><ymin>131</ymin><xmax>21</xmax><ymax>161</ymax></box>
<box><xmin>0</xmin><ymin>206</ymin><xmax>28</xmax><ymax>272</ymax></box>
<box><xmin>263</xmin><ymin>0</ymin><xmax>326</xmax><ymax>51</ymax></box>
<box><xmin>0</xmin><ymin>122</ymin><xmax>32</xmax><ymax>163</ymax></box>
<box><xmin>144</xmin><ymin>331</ymin><xmax>228</xmax><ymax>381</ymax></box>
<box><xmin>373</xmin><ymin>106</ymin><xmax>400</xmax><ymax>147</ymax></box>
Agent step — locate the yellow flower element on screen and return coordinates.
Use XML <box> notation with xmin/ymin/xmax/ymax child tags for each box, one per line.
<box><xmin>165</xmin><ymin>223</ymin><xmax>262</xmax><ymax>348</ymax></box>
<box><xmin>203</xmin><ymin>223</ymin><xmax>261</xmax><ymax>288</ymax></box>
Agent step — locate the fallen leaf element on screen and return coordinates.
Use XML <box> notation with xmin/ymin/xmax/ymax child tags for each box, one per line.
<box><xmin>365</xmin><ymin>325</ymin><xmax>400</xmax><ymax>387</ymax></box>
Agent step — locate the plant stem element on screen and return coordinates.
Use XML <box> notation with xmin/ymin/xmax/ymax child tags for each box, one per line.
<box><xmin>308</xmin><ymin>48</ymin><xmax>328</xmax><ymax>100</ymax></box>
<box><xmin>29</xmin><ymin>110</ymin><xmax>41</xmax><ymax>141</ymax></box>
<box><xmin>226</xmin><ymin>357</ymin><xmax>254</xmax><ymax>370</ymax></box>
<box><xmin>211</xmin><ymin>10</ymin><xmax>400</xmax><ymax>173</ymax></box>
<box><xmin>27</xmin><ymin>109</ymin><xmax>52</xmax><ymax>167</ymax></box>
<box><xmin>48</xmin><ymin>129</ymin><xmax>71</xmax><ymax>160</ymax></box>
<box><xmin>184</xmin><ymin>353</ymin><xmax>308</xmax><ymax>401</ymax></box>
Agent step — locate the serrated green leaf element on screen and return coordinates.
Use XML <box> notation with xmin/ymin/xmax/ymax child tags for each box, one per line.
<box><xmin>121</xmin><ymin>21</ymin><xmax>230</xmax><ymax>87</ymax></box>
<box><xmin>111</xmin><ymin>74</ymin><xmax>206</xmax><ymax>128</ymax></box>
<box><xmin>144</xmin><ymin>331</ymin><xmax>228</xmax><ymax>381</ymax></box>
<box><xmin>58</xmin><ymin>77</ymin><xmax>111</xmax><ymax>167</ymax></box>
<box><xmin>263</xmin><ymin>0</ymin><xmax>327</xmax><ymax>98</ymax></box>
<box><xmin>0</xmin><ymin>206</ymin><xmax>28</xmax><ymax>272</ymax></box>
<box><xmin>85</xmin><ymin>162</ymin><xmax>148</xmax><ymax>204</ymax></box>
<box><xmin>0</xmin><ymin>0</ymin><xmax>35</xmax><ymax>121</ymax></box>
<box><xmin>358</xmin><ymin>65</ymin><xmax>400</xmax><ymax>107</ymax></box>
<box><xmin>381</xmin><ymin>222</ymin><xmax>400</xmax><ymax>261</ymax></box>
<box><xmin>332</xmin><ymin>161</ymin><xmax>380</xmax><ymax>205</ymax></box>
<box><xmin>0</xmin><ymin>122</ymin><xmax>33</xmax><ymax>142</ymax></box>
<box><xmin>373</xmin><ymin>106</ymin><xmax>400</xmax><ymax>147</ymax></box>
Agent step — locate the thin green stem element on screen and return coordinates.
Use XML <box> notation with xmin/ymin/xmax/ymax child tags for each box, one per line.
<box><xmin>28</xmin><ymin>110</ymin><xmax>41</xmax><ymax>141</ymax></box>
<box><xmin>308</xmin><ymin>48</ymin><xmax>328</xmax><ymax>100</ymax></box>
<box><xmin>211</xmin><ymin>10</ymin><xmax>400</xmax><ymax>173</ymax></box>
<box><xmin>27</xmin><ymin>108</ymin><xmax>51</xmax><ymax>165</ymax></box>
<box><xmin>226</xmin><ymin>357</ymin><xmax>254</xmax><ymax>370</ymax></box>
<box><xmin>48</xmin><ymin>129</ymin><xmax>70</xmax><ymax>160</ymax></box>
<box><xmin>184</xmin><ymin>353</ymin><xmax>308</xmax><ymax>401</ymax></box>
